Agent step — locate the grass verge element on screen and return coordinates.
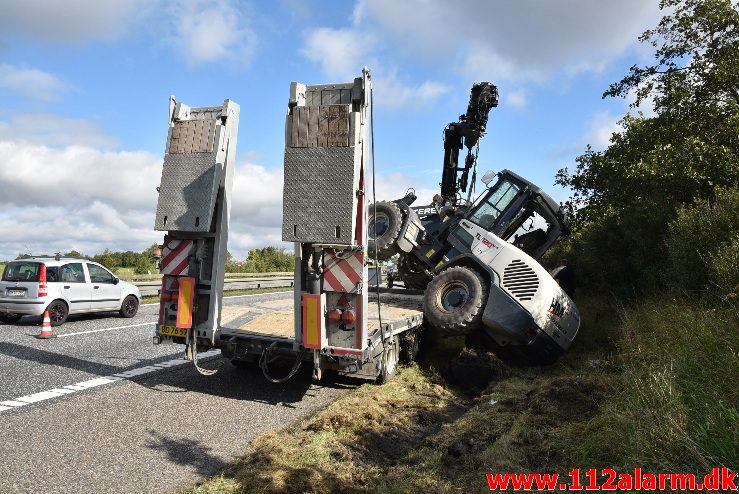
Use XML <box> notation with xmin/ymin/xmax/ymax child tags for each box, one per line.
<box><xmin>176</xmin><ymin>294</ymin><xmax>737</xmax><ymax>493</ymax></box>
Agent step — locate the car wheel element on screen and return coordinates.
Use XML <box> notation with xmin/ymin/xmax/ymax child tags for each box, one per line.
<box><xmin>119</xmin><ymin>295</ymin><xmax>139</xmax><ymax>318</ymax></box>
<box><xmin>47</xmin><ymin>300</ymin><xmax>69</xmax><ymax>327</ymax></box>
<box><xmin>0</xmin><ymin>313</ymin><xmax>23</xmax><ymax>324</ymax></box>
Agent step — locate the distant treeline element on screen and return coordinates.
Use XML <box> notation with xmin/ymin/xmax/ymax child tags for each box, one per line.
<box><xmin>14</xmin><ymin>245</ymin><xmax>294</xmax><ymax>275</ymax></box>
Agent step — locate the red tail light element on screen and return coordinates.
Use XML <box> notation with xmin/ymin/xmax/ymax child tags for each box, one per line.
<box><xmin>341</xmin><ymin>309</ymin><xmax>356</xmax><ymax>324</ymax></box>
<box><xmin>328</xmin><ymin>309</ymin><xmax>342</xmax><ymax>322</ymax></box>
<box><xmin>38</xmin><ymin>263</ymin><xmax>48</xmax><ymax>297</ymax></box>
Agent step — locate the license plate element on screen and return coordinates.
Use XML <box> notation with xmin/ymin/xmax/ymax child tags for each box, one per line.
<box><xmin>6</xmin><ymin>289</ymin><xmax>25</xmax><ymax>297</ymax></box>
<box><xmin>159</xmin><ymin>325</ymin><xmax>188</xmax><ymax>337</ymax></box>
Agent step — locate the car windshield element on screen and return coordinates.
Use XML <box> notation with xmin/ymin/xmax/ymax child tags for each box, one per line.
<box><xmin>2</xmin><ymin>261</ymin><xmax>41</xmax><ymax>282</ymax></box>
<box><xmin>468</xmin><ymin>179</ymin><xmax>521</xmax><ymax>230</ymax></box>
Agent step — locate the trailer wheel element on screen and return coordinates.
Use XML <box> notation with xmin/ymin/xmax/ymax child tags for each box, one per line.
<box><xmin>368</xmin><ymin>201</ymin><xmax>402</xmax><ymax>260</ymax></box>
<box><xmin>424</xmin><ymin>266</ymin><xmax>488</xmax><ymax>336</ymax></box>
<box><xmin>377</xmin><ymin>336</ymin><xmax>399</xmax><ymax>383</ymax></box>
<box><xmin>400</xmin><ymin>329</ymin><xmax>420</xmax><ymax>364</ymax></box>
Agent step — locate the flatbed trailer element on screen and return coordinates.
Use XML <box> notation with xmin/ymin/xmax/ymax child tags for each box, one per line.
<box><xmin>217</xmin><ymin>292</ymin><xmax>423</xmax><ymax>380</ymax></box>
<box><xmin>152</xmin><ymin>69</ymin><xmax>424</xmax><ymax>382</ymax></box>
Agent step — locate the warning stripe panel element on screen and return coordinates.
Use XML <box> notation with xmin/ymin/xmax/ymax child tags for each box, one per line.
<box><xmin>161</xmin><ymin>239</ymin><xmax>193</xmax><ymax>275</ymax></box>
<box><xmin>323</xmin><ymin>250</ymin><xmax>364</xmax><ymax>292</ymax></box>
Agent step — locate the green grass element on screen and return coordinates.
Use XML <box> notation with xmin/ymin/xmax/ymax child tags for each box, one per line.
<box><xmin>142</xmin><ymin>286</ymin><xmax>292</xmax><ymax>305</ymax></box>
<box><xmin>174</xmin><ymin>294</ymin><xmax>737</xmax><ymax>494</ymax></box>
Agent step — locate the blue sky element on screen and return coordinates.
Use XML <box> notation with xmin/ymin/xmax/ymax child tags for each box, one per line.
<box><xmin>0</xmin><ymin>0</ymin><xmax>662</xmax><ymax>261</ymax></box>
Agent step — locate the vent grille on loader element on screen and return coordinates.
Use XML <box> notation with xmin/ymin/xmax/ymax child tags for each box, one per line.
<box><xmin>502</xmin><ymin>259</ymin><xmax>539</xmax><ymax>301</ymax></box>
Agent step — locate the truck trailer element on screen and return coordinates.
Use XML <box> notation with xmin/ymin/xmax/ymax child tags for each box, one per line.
<box><xmin>152</xmin><ymin>69</ymin><xmax>423</xmax><ymax>382</ymax></box>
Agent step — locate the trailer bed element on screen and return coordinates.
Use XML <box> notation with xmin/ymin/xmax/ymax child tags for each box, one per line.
<box><xmin>220</xmin><ymin>292</ymin><xmax>423</xmax><ymax>339</ymax></box>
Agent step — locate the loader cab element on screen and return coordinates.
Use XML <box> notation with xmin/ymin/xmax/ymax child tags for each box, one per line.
<box><xmin>465</xmin><ymin>170</ymin><xmax>569</xmax><ymax>260</ymax></box>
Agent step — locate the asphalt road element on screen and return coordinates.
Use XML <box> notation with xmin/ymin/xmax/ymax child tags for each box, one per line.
<box><xmin>0</xmin><ymin>292</ymin><xmax>354</xmax><ymax>494</ymax></box>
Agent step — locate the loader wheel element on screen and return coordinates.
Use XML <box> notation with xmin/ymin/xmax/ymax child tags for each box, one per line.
<box><xmin>398</xmin><ymin>256</ymin><xmax>432</xmax><ymax>290</ymax></box>
<box><xmin>424</xmin><ymin>266</ymin><xmax>488</xmax><ymax>337</ymax></box>
<box><xmin>368</xmin><ymin>201</ymin><xmax>402</xmax><ymax>260</ymax></box>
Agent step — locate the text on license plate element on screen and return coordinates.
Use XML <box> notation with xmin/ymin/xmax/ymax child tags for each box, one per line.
<box><xmin>6</xmin><ymin>289</ymin><xmax>25</xmax><ymax>297</ymax></box>
<box><xmin>159</xmin><ymin>325</ymin><xmax>187</xmax><ymax>337</ymax></box>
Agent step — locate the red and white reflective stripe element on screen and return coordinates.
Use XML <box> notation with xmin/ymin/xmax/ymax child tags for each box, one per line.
<box><xmin>323</xmin><ymin>250</ymin><xmax>364</xmax><ymax>293</ymax></box>
<box><xmin>161</xmin><ymin>239</ymin><xmax>193</xmax><ymax>275</ymax></box>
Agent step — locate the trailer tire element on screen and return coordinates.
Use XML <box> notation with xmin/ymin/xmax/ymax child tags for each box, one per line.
<box><xmin>368</xmin><ymin>201</ymin><xmax>402</xmax><ymax>260</ymax></box>
<box><xmin>377</xmin><ymin>336</ymin><xmax>399</xmax><ymax>383</ymax></box>
<box><xmin>400</xmin><ymin>329</ymin><xmax>420</xmax><ymax>364</ymax></box>
<box><xmin>424</xmin><ymin>266</ymin><xmax>488</xmax><ymax>336</ymax></box>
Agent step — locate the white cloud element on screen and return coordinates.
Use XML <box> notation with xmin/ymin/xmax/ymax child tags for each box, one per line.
<box><xmin>0</xmin><ymin>114</ymin><xmax>115</xmax><ymax>147</ymax></box>
<box><xmin>506</xmin><ymin>89</ymin><xmax>528</xmax><ymax>109</ymax></box>
<box><xmin>0</xmin><ymin>64</ymin><xmax>68</xmax><ymax>101</ymax></box>
<box><xmin>374</xmin><ymin>71</ymin><xmax>450</xmax><ymax>111</ymax></box>
<box><xmin>0</xmin><ymin>0</ymin><xmax>144</xmax><ymax>41</ymax></box>
<box><xmin>580</xmin><ymin>112</ymin><xmax>623</xmax><ymax>152</ymax></box>
<box><xmin>169</xmin><ymin>0</ymin><xmax>257</xmax><ymax>65</ymax></box>
<box><xmin>354</xmin><ymin>0</ymin><xmax>662</xmax><ymax>82</ymax></box>
<box><xmin>302</xmin><ymin>27</ymin><xmax>374</xmax><ymax>80</ymax></box>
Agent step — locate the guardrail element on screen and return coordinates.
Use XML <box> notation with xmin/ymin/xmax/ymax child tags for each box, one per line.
<box><xmin>135</xmin><ymin>276</ymin><xmax>294</xmax><ymax>296</ymax></box>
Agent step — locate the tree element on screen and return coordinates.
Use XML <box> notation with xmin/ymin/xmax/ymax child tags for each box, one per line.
<box><xmin>556</xmin><ymin>0</ymin><xmax>739</xmax><ymax>294</ymax></box>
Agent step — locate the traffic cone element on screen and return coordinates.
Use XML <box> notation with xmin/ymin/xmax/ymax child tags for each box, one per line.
<box><xmin>36</xmin><ymin>310</ymin><xmax>56</xmax><ymax>339</ymax></box>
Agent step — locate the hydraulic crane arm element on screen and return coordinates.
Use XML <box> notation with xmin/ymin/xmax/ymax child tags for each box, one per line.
<box><xmin>439</xmin><ymin>82</ymin><xmax>499</xmax><ymax>204</ymax></box>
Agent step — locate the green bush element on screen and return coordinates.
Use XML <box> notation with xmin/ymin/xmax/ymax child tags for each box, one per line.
<box><xmin>709</xmin><ymin>234</ymin><xmax>739</xmax><ymax>296</ymax></box>
<box><xmin>665</xmin><ymin>187</ymin><xmax>739</xmax><ymax>294</ymax></box>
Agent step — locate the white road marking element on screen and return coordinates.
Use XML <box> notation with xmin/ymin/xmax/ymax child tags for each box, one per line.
<box><xmin>0</xmin><ymin>350</ymin><xmax>221</xmax><ymax>414</ymax></box>
<box><xmin>57</xmin><ymin>322</ymin><xmax>156</xmax><ymax>338</ymax></box>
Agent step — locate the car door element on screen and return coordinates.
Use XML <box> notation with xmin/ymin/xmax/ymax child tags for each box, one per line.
<box><xmin>87</xmin><ymin>263</ymin><xmax>122</xmax><ymax>311</ymax></box>
<box><xmin>59</xmin><ymin>263</ymin><xmax>91</xmax><ymax>313</ymax></box>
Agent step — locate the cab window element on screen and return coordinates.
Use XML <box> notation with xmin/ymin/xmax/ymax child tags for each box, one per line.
<box><xmin>61</xmin><ymin>263</ymin><xmax>86</xmax><ymax>283</ymax></box>
<box><xmin>87</xmin><ymin>264</ymin><xmax>115</xmax><ymax>284</ymax></box>
<box><xmin>468</xmin><ymin>179</ymin><xmax>521</xmax><ymax>230</ymax></box>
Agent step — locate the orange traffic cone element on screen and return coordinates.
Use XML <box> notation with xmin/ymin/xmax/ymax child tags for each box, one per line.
<box><xmin>36</xmin><ymin>310</ymin><xmax>56</xmax><ymax>339</ymax></box>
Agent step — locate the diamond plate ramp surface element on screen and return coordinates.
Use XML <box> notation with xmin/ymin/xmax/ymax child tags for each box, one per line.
<box><xmin>282</xmin><ymin>146</ymin><xmax>357</xmax><ymax>244</ymax></box>
<box><xmin>154</xmin><ymin>153</ymin><xmax>221</xmax><ymax>232</ymax></box>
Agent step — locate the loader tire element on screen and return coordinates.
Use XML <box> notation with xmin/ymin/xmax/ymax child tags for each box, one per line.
<box><xmin>424</xmin><ymin>266</ymin><xmax>488</xmax><ymax>337</ymax></box>
<box><xmin>368</xmin><ymin>201</ymin><xmax>402</xmax><ymax>260</ymax></box>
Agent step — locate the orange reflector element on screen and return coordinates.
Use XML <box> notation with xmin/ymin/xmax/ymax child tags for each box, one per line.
<box><xmin>342</xmin><ymin>309</ymin><xmax>356</xmax><ymax>324</ymax></box>
<box><xmin>176</xmin><ymin>277</ymin><xmax>195</xmax><ymax>329</ymax></box>
<box><xmin>302</xmin><ymin>294</ymin><xmax>321</xmax><ymax>349</ymax></box>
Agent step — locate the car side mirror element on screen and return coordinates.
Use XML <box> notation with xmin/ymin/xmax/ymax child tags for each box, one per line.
<box><xmin>113</xmin><ymin>277</ymin><xmax>120</xmax><ymax>285</ymax></box>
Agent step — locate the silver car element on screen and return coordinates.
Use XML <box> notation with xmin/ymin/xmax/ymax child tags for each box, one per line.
<box><xmin>0</xmin><ymin>257</ymin><xmax>141</xmax><ymax>326</ymax></box>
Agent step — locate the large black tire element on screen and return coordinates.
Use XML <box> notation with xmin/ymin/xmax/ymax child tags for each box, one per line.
<box><xmin>398</xmin><ymin>256</ymin><xmax>432</xmax><ymax>290</ymax></box>
<box><xmin>46</xmin><ymin>300</ymin><xmax>69</xmax><ymax>327</ymax></box>
<box><xmin>0</xmin><ymin>313</ymin><xmax>23</xmax><ymax>324</ymax></box>
<box><xmin>368</xmin><ymin>201</ymin><xmax>402</xmax><ymax>260</ymax></box>
<box><xmin>423</xmin><ymin>266</ymin><xmax>488</xmax><ymax>337</ymax></box>
<box><xmin>120</xmin><ymin>295</ymin><xmax>139</xmax><ymax>318</ymax></box>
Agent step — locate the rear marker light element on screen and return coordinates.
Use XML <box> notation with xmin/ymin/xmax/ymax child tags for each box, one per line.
<box><xmin>328</xmin><ymin>309</ymin><xmax>342</xmax><ymax>322</ymax></box>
